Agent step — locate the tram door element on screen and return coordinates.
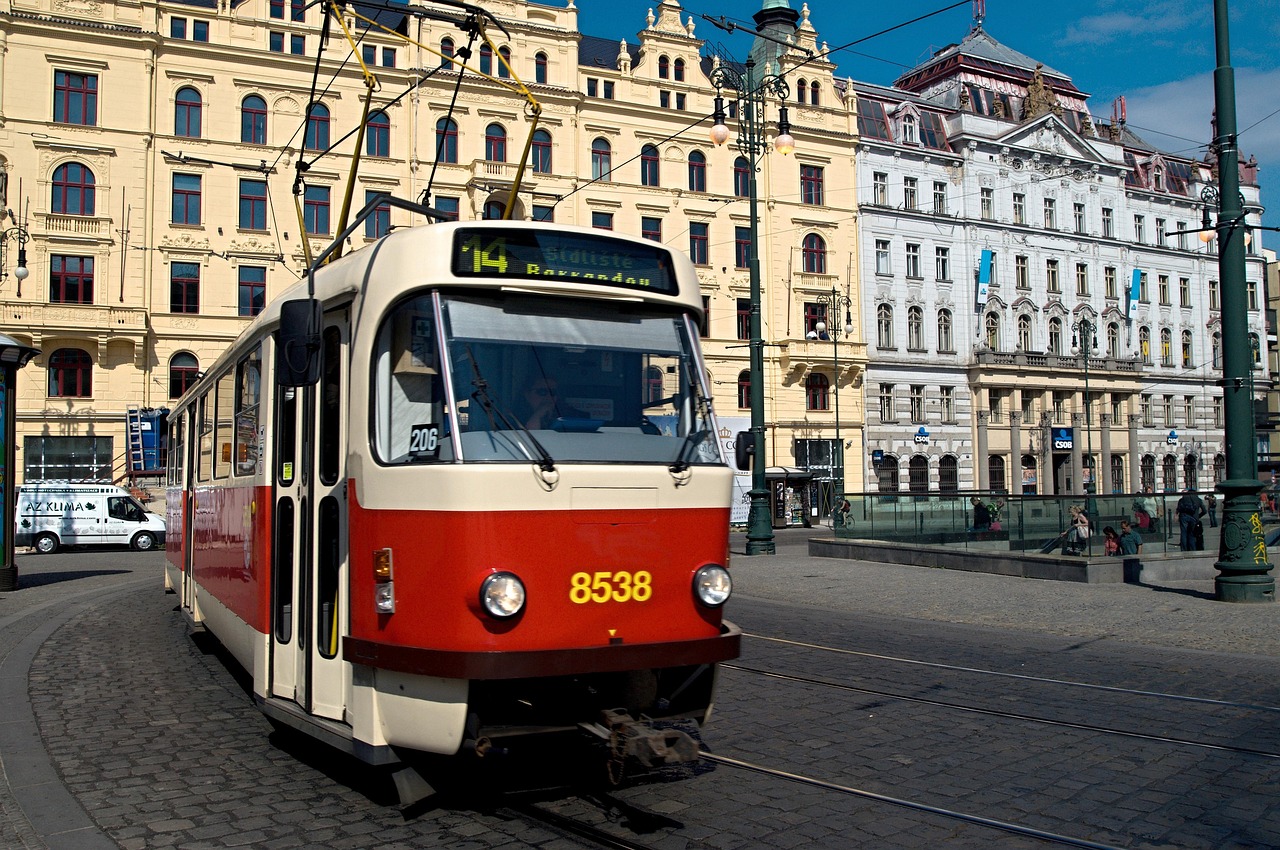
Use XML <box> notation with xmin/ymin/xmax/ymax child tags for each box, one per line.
<box><xmin>180</xmin><ymin>408</ymin><xmax>198</xmax><ymax>615</ymax></box>
<box><xmin>270</xmin><ymin>315</ymin><xmax>350</xmax><ymax>722</ymax></box>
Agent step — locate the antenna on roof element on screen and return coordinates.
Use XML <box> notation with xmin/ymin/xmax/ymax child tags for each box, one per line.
<box><xmin>971</xmin><ymin>0</ymin><xmax>985</xmax><ymax>32</ymax></box>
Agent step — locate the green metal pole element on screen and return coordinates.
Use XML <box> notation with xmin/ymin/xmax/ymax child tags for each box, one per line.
<box><xmin>1211</xmin><ymin>0</ymin><xmax>1274</xmax><ymax>601</ymax></box>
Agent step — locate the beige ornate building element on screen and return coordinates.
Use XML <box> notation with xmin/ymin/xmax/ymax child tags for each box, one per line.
<box><xmin>0</xmin><ymin>0</ymin><xmax>865</xmax><ymax>493</ymax></box>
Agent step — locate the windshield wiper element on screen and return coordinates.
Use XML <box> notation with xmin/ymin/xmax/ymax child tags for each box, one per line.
<box><xmin>670</xmin><ymin>357</ymin><xmax>715</xmax><ymax>474</ymax></box>
<box><xmin>465</xmin><ymin>346</ymin><xmax>556</xmax><ymax>473</ymax></box>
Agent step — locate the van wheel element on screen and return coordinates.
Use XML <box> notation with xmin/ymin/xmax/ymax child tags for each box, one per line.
<box><xmin>34</xmin><ymin>533</ymin><xmax>58</xmax><ymax>555</ymax></box>
<box><xmin>131</xmin><ymin>532</ymin><xmax>156</xmax><ymax>552</ymax></box>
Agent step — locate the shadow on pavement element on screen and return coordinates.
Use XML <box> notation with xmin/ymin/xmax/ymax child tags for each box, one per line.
<box><xmin>16</xmin><ymin>569</ymin><xmax>133</xmax><ymax>588</ymax></box>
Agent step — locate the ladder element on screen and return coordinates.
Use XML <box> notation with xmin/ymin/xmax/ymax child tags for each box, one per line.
<box><xmin>125</xmin><ymin>406</ymin><xmax>144</xmax><ymax>473</ymax></box>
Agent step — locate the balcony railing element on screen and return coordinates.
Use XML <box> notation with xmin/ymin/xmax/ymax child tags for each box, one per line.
<box><xmin>36</xmin><ymin>212</ymin><xmax>112</xmax><ymax>239</ymax></box>
<box><xmin>974</xmin><ymin>349</ymin><xmax>1142</xmax><ymax>373</ymax></box>
<box><xmin>0</xmin><ymin>300</ymin><xmax>147</xmax><ymax>333</ymax></box>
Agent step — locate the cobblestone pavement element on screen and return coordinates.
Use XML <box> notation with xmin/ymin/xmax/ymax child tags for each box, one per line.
<box><xmin>3</xmin><ymin>539</ymin><xmax>1280</xmax><ymax>849</ymax></box>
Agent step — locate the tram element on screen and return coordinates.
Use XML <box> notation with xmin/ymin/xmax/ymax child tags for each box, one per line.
<box><xmin>164</xmin><ymin>219</ymin><xmax>739</xmax><ymax>788</ymax></box>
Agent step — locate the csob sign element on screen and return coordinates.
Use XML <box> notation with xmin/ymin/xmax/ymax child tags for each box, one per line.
<box><xmin>1052</xmin><ymin>427</ymin><xmax>1074</xmax><ymax>451</ymax></box>
<box><xmin>913</xmin><ymin>426</ymin><xmax>930</xmax><ymax>445</ymax></box>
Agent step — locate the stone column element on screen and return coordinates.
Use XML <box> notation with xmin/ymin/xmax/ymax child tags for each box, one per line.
<box><xmin>976</xmin><ymin>410</ymin><xmax>990</xmax><ymax>491</ymax></box>
<box><xmin>1009</xmin><ymin>411</ymin><xmax>1021</xmax><ymax>494</ymax></box>
<box><xmin>1100</xmin><ymin>413</ymin><xmax>1113</xmax><ymax>493</ymax></box>
<box><xmin>1041</xmin><ymin>412</ymin><xmax>1053</xmax><ymax>495</ymax></box>
<box><xmin>1071</xmin><ymin>412</ymin><xmax>1085</xmax><ymax>495</ymax></box>
<box><xmin>1129</xmin><ymin>414</ymin><xmax>1141</xmax><ymax>491</ymax></box>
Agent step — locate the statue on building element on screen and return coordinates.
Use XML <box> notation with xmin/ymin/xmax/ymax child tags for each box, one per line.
<box><xmin>1022</xmin><ymin>64</ymin><xmax>1061</xmax><ymax>122</ymax></box>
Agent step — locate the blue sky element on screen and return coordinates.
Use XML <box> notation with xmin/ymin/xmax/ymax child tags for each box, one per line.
<box><xmin>573</xmin><ymin>0</ymin><xmax>1280</xmax><ymax>233</ymax></box>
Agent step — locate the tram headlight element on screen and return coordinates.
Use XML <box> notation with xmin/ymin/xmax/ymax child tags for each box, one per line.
<box><xmin>480</xmin><ymin>572</ymin><xmax>526</xmax><ymax>619</ymax></box>
<box><xmin>693</xmin><ymin>564</ymin><xmax>732</xmax><ymax>608</ymax></box>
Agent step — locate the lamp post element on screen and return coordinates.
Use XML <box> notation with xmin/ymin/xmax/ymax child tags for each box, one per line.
<box><xmin>0</xmin><ymin>334</ymin><xmax>39</xmax><ymax>591</ymax></box>
<box><xmin>710</xmin><ymin>58</ymin><xmax>793</xmax><ymax>556</ymax></box>
<box><xmin>812</xmin><ymin>287</ymin><xmax>853</xmax><ymax>514</ymax></box>
<box><xmin>0</xmin><ymin>221</ymin><xmax>30</xmax><ymax>298</ymax></box>
<box><xmin>1071</xmin><ymin>317</ymin><xmax>1097</xmax><ymax>496</ymax></box>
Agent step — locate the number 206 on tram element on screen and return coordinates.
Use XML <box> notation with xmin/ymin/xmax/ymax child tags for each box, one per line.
<box><xmin>164</xmin><ymin>220</ymin><xmax>739</xmax><ymax>780</ymax></box>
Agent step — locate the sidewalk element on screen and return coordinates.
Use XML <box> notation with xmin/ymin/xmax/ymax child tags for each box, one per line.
<box><xmin>729</xmin><ymin>527</ymin><xmax>1280</xmax><ymax>657</ymax></box>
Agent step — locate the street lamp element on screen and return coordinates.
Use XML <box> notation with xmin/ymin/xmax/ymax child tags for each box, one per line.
<box><xmin>811</xmin><ymin>287</ymin><xmax>853</xmax><ymax>514</ymax></box>
<box><xmin>709</xmin><ymin>57</ymin><xmax>792</xmax><ymax>556</ymax></box>
<box><xmin>1071</xmin><ymin>317</ymin><xmax>1097</xmax><ymax>495</ymax></box>
<box><xmin>0</xmin><ymin>220</ymin><xmax>30</xmax><ymax>298</ymax></box>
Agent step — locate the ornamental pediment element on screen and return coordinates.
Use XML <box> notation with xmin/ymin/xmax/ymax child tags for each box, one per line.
<box><xmin>995</xmin><ymin>115</ymin><xmax>1104</xmax><ymax>166</ymax></box>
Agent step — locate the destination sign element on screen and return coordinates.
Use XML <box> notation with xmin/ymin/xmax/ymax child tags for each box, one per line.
<box><xmin>452</xmin><ymin>228</ymin><xmax>677</xmax><ymax>295</ymax></box>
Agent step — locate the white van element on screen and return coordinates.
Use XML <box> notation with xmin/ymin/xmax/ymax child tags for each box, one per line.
<box><xmin>15</xmin><ymin>482</ymin><xmax>167</xmax><ymax>554</ymax></box>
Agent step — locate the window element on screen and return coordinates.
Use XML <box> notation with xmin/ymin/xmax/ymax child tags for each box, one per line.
<box><xmin>1012</xmin><ymin>193</ymin><xmax>1025</xmax><ymax>225</ymax></box>
<box><xmin>801</xmin><ymin>165</ymin><xmax>824</xmax><ymax>205</ymax></box>
<box><xmin>734</xmin><ymin>157</ymin><xmax>749</xmax><ymax>197</ymax></box>
<box><xmin>366</xmin><ymin>111</ymin><xmax>390</xmax><ymax>157</ymax></box>
<box><xmin>1048</xmin><ymin>318</ymin><xmax>1062</xmax><ymax>355</ymax></box>
<box><xmin>381</xmin><ymin>47</ymin><xmax>395</xmax><ymax>68</ymax></box>
<box><xmin>905</xmin><ymin>243</ymin><xmax>920</xmax><ymax>278</ymax></box>
<box><xmin>528</xmin><ymin>129</ymin><xmax>552</xmax><ymax>174</ymax></box>
<box><xmin>658</xmin><ymin>55</ymin><xmax>669</xmax><ymax>79</ymax></box>
<box><xmin>903</xmin><ymin>177</ymin><xmax>918</xmax><ymax>210</ymax></box>
<box><xmin>591</xmin><ymin>211</ymin><xmax>613</xmax><ymax>230</ymax></box>
<box><xmin>1134</xmin><ymin>214</ymin><xmax>1146</xmax><ymax>243</ymax></box>
<box><xmin>1017</xmin><ymin>314</ymin><xmax>1032</xmax><ymax>351</ymax></box>
<box><xmin>638</xmin><ymin>144</ymin><xmax>660</xmax><ymax>186</ymax></box>
<box><xmin>479</xmin><ymin>44</ymin><xmax>493</xmax><ymax>75</ymax></box>
<box><xmin>239</xmin><ymin>179</ymin><xmax>267</xmax><ymax>230</ymax></box>
<box><xmin>935</xmin><ymin>247</ymin><xmax>950</xmax><ymax>281</ymax></box>
<box><xmin>932</xmin><ymin>181</ymin><xmax>947</xmax><ymax>215</ymax></box>
<box><xmin>290</xmin><ymin>0</ymin><xmax>304</xmax><ymax>21</ymax></box>
<box><xmin>290</xmin><ymin>35</ymin><xmax>304</xmax><ymax>55</ymax></box>
<box><xmin>856</xmin><ymin>99</ymin><xmax>892</xmax><ymax>140</ymax></box>
<box><xmin>734</xmin><ymin>227</ymin><xmax>750</xmax><ymax>269</ymax></box>
<box><xmin>1158</xmin><ymin>274</ymin><xmax>1170</xmax><ymax>305</ymax></box>
<box><xmin>1156</xmin><ymin>218</ymin><xmax>1166</xmax><ymax>243</ymax></box>
<box><xmin>174</xmin><ymin>87</ymin><xmax>202</xmax><ymax>137</ymax></box>
<box><xmin>1182</xmin><ymin>330</ymin><xmax>1193</xmax><ymax>368</ymax></box>
<box><xmin>1138</xmin><ymin>271</ymin><xmax>1149</xmax><ymax>302</ymax></box>
<box><xmin>305</xmin><ymin>103</ymin><xmax>330</xmax><ymax>151</ymax></box>
<box><xmin>535</xmin><ymin>52</ymin><xmax>548</xmax><ymax>84</ymax></box>
<box><xmin>674</xmin><ymin>58</ymin><xmax>685</xmax><ymax>81</ymax></box>
<box><xmin>980</xmin><ymin>188</ymin><xmax>993</xmax><ymax>220</ymax></box>
<box><xmin>1105</xmin><ymin>266</ymin><xmax>1117</xmax><ymax>298</ymax></box>
<box><xmin>270</xmin><ymin>0</ymin><xmax>284</xmax><ymax>18</ymax></box>
<box><xmin>440</xmin><ymin>38</ymin><xmax>455</xmax><ymax>68</ymax></box>
<box><xmin>497</xmin><ymin>47</ymin><xmax>511</xmax><ymax>79</ymax></box>
<box><xmin>908</xmin><ymin>385</ymin><xmax>925</xmax><ymax>423</ymax></box>
<box><xmin>303</xmin><ymin>185</ymin><xmax>330</xmax><ymax>234</ymax></box>
<box><xmin>907</xmin><ymin>306</ymin><xmax>923</xmax><ymax>350</ymax></box>
<box><xmin>689</xmin><ymin>222</ymin><xmax>708</xmax><ymax>265</ymax></box>
<box><xmin>1248</xmin><ymin>280</ymin><xmax>1259</xmax><ymax>310</ymax></box>
<box><xmin>435</xmin><ymin>196</ymin><xmax>459</xmax><ymax>221</ymax></box>
<box><xmin>49</xmin><ymin>348</ymin><xmax>92</xmax><ymax>397</ymax></box>
<box><xmin>171</xmin><ymin>17</ymin><xmax>187</xmax><ymax>38</ymax></box>
<box><xmin>588</xmin><ymin>78</ymin><xmax>599</xmax><ymax>98</ymax></box>
<box><xmin>435</xmin><ymin>118</ymin><xmax>458</xmax><ymax>163</ymax></box>
<box><xmin>901</xmin><ymin>113</ymin><xmax>917</xmax><ymax>144</ymax></box>
<box><xmin>939</xmin><ymin>387</ymin><xmax>954</xmax><ymax>422</ymax></box>
<box><xmin>810</xmin><ymin>81</ymin><xmax>820</xmax><ymax>105</ymax></box>
<box><xmin>806</xmin><ymin>373</ymin><xmax>829</xmax><ymax>411</ymax></box>
<box><xmin>54</xmin><ymin>71</ymin><xmax>97</xmax><ymax>125</ymax></box>
<box><xmin>50</xmin><ymin>255</ymin><xmax>93</xmax><ymax>304</ymax></box>
<box><xmin>1179</xmin><ymin>277</ymin><xmax>1191</xmax><ymax>307</ymax></box>
<box><xmin>737</xmin><ymin>298</ymin><xmax>750</xmax><ymax>340</ymax></box>
<box><xmin>1015</xmin><ymin>255</ymin><xmax>1029</xmax><ymax>289</ymax></box>
<box><xmin>877</xmin><ymin>303</ymin><xmax>894</xmax><ymax>349</ymax></box>
<box><xmin>1043</xmin><ymin>198</ymin><xmax>1056</xmax><ymax>229</ymax></box>
<box><xmin>1076</xmin><ymin>263</ymin><xmax>1089</xmax><ymax>295</ymax></box>
<box><xmin>269</xmin><ymin>32</ymin><xmax>284</xmax><ymax>52</ymax></box>
<box><xmin>1107</xmin><ymin>322</ymin><xmax>1121</xmax><ymax>358</ymax></box>
<box><xmin>363</xmin><ymin>45</ymin><xmax>376</xmax><ymax>65</ymax></box>
<box><xmin>485</xmin><ymin>123</ymin><xmax>507</xmax><ymax>162</ymax></box>
<box><xmin>58</xmin><ymin>132</ymin><xmax>110</xmax><ymax>194</ymax></box>
<box><xmin>802</xmin><ymin>233</ymin><xmax>826</xmax><ymax>274</ymax></box>
<box><xmin>1140</xmin><ymin>326</ymin><xmax>1151</xmax><ymax>364</ymax></box>
<box><xmin>796</xmin><ymin>80</ymin><xmax>807</xmax><ymax>104</ymax></box>
<box><xmin>641</xmin><ymin>216</ymin><xmax>662</xmax><ymax>242</ymax></box>
<box><xmin>241</xmin><ymin>95</ymin><xmax>267</xmax><ymax>144</ymax></box>
<box><xmin>1102</xmin><ymin>207</ymin><xmax>1114</xmax><ymax>237</ymax></box>
<box><xmin>687</xmin><ymin>150</ymin><xmax>707</xmax><ymax>192</ymax></box>
<box><xmin>1045</xmin><ymin>259</ymin><xmax>1060</xmax><ymax>293</ymax></box>
<box><xmin>170</xmin><ymin>262</ymin><xmax>199</xmax><ymax>314</ymax></box>
<box><xmin>872</xmin><ymin>172</ymin><xmax>887</xmax><ymax>206</ymax></box>
<box><xmin>591</xmin><ymin>138</ymin><xmax>612</xmax><ymax>181</ymax></box>
<box><xmin>1073</xmin><ymin>203</ymin><xmax>1086</xmax><ymax>234</ymax></box>
<box><xmin>607</xmin><ymin>82</ymin><xmax>616</xmax><ymax>100</ymax></box>
<box><xmin>737</xmin><ymin>370</ymin><xmax>750</xmax><ymax>408</ymax></box>
<box><xmin>875</xmin><ymin>239</ymin><xmax>890</xmax><ymax>275</ymax></box>
<box><xmin>878</xmin><ymin>384</ymin><xmax>894</xmax><ymax>422</ymax></box>
<box><xmin>482</xmin><ymin>200</ymin><xmax>505</xmax><ymax>220</ymax></box>
<box><xmin>532</xmin><ymin>204</ymin><xmax>553</xmax><ymax>223</ymax></box>
<box><xmin>171</xmin><ymin>174</ymin><xmax>201</xmax><ymax>225</ymax></box>
<box><xmin>364</xmin><ymin>191</ymin><xmax>390</xmax><ymax>239</ymax></box>
<box><xmin>1209</xmin><ymin>279</ymin><xmax>1219</xmax><ymax>310</ymax></box>
<box><xmin>985</xmin><ymin>312</ymin><xmax>1000</xmax><ymax>350</ymax></box>
<box><xmin>169</xmin><ymin>353</ymin><xmax>199</xmax><ymax>398</ymax></box>
<box><xmin>1160</xmin><ymin>327</ymin><xmax>1173</xmax><ymax>366</ymax></box>
<box><xmin>937</xmin><ymin>309</ymin><xmax>953</xmax><ymax>352</ymax></box>
<box><xmin>238</xmin><ymin>267</ymin><xmax>266</xmax><ymax>316</ymax></box>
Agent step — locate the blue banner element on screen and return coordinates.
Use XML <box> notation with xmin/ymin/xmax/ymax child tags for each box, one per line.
<box><xmin>1126</xmin><ymin>269</ymin><xmax>1142</xmax><ymax>319</ymax></box>
<box><xmin>976</xmin><ymin>249</ymin><xmax>992</xmax><ymax>310</ymax></box>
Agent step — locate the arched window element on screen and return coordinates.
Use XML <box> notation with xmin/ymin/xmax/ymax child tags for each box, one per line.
<box><xmin>175</xmin><ymin>87</ymin><xmax>202</xmax><ymax>138</ymax></box>
<box><xmin>673</xmin><ymin>58</ymin><xmax>685</xmax><ymax>81</ymax></box>
<box><xmin>484</xmin><ymin>123</ymin><xmax>507</xmax><ymax>162</ymax></box>
<box><xmin>1110</xmin><ymin>455</ymin><xmax>1125</xmax><ymax>493</ymax></box>
<box><xmin>645</xmin><ymin>365</ymin><xmax>664</xmax><ymax>404</ymax></box>
<box><xmin>1140</xmin><ymin>454</ymin><xmax>1156</xmax><ymax>492</ymax></box>
<box><xmin>1139</xmin><ymin>326</ymin><xmax>1151</xmax><ymax>364</ymax></box>
<box><xmin>1184</xmin><ymin>453</ymin><xmax>1198</xmax><ymax>491</ymax></box>
<box><xmin>734</xmin><ymin>156</ymin><xmax>750</xmax><ymax>197</ymax></box>
<box><xmin>1181</xmin><ymin>330</ymin><xmax>1193</xmax><ymax>368</ymax></box>
<box><xmin>658</xmin><ymin>55</ymin><xmax>669</xmax><ymax>79</ymax></box>
<box><xmin>1048</xmin><ymin>317</ymin><xmax>1063</xmax><ymax>355</ymax></box>
<box><xmin>535</xmin><ymin>52</ymin><xmax>548</xmax><ymax>84</ymax></box>
<box><xmin>1251</xmin><ymin>332</ymin><xmax>1262</xmax><ymax>364</ymax></box>
<box><xmin>366</xmin><ymin>110</ymin><xmax>390</xmax><ymax>157</ymax></box>
<box><xmin>901</xmin><ymin>113</ymin><xmax>917</xmax><ymax>144</ymax></box>
<box><xmin>877</xmin><ymin>455</ymin><xmax>899</xmax><ymax>493</ymax></box>
<box><xmin>1160</xmin><ymin>327</ymin><xmax>1173</xmax><ymax>366</ymax></box>
<box><xmin>984</xmin><ymin>311</ymin><xmax>1000</xmax><ymax>350</ymax></box>
<box><xmin>483</xmin><ymin>199</ymin><xmax>505</xmax><ymax>220</ymax></box>
<box><xmin>440</xmin><ymin>38</ymin><xmax>455</xmax><ymax>69</ymax></box>
<box><xmin>435</xmin><ymin>117</ymin><xmax>458</xmax><ymax>163</ymax></box>
<box><xmin>810</xmin><ymin>81</ymin><xmax>820</xmax><ymax>106</ymax></box>
<box><xmin>939</xmin><ymin>455</ymin><xmax>959</xmax><ymax>492</ymax></box>
<box><xmin>1214</xmin><ymin>453</ymin><xmax>1225</xmax><ymax>483</ymax></box>
<box><xmin>1022</xmin><ymin>454</ymin><xmax>1039</xmax><ymax>495</ymax></box>
<box><xmin>1017</xmin><ymin>314</ymin><xmax>1032</xmax><ymax>351</ymax></box>
<box><xmin>796</xmin><ymin>78</ymin><xmax>807</xmax><ymax>104</ymax></box>
<box><xmin>1212</xmin><ymin>331</ymin><xmax>1222</xmax><ymax>368</ymax></box>
<box><xmin>687</xmin><ymin>150</ymin><xmax>706</xmax><ymax>192</ymax></box>
<box><xmin>1162</xmin><ymin>454</ymin><xmax>1178</xmax><ymax>492</ymax></box>
<box><xmin>640</xmin><ymin>144</ymin><xmax>660</xmax><ymax>186</ymax></box>
<box><xmin>988</xmin><ymin>455</ymin><xmax>1007</xmax><ymax>493</ymax></box>
<box><xmin>737</xmin><ymin>370</ymin><xmax>750</xmax><ymax>409</ymax></box>
<box><xmin>497</xmin><ymin>46</ymin><xmax>512</xmax><ymax>79</ymax></box>
<box><xmin>49</xmin><ymin>348</ymin><xmax>92</xmax><ymax>397</ymax></box>
<box><xmin>937</xmin><ymin>309</ymin><xmax>953</xmax><ymax>352</ymax></box>
<box><xmin>169</xmin><ymin>352</ymin><xmax>199</xmax><ymax>399</ymax></box>
<box><xmin>530</xmin><ymin>129</ymin><xmax>552</xmax><ymax>173</ymax></box>
<box><xmin>876</xmin><ymin>303</ymin><xmax>894</xmax><ymax>349</ymax></box>
<box><xmin>805</xmin><ymin>372</ymin><xmax>829</xmax><ymax>411</ymax></box>
<box><xmin>909</xmin><ymin>455</ymin><xmax>929</xmax><ymax>494</ymax></box>
<box><xmin>241</xmin><ymin>95</ymin><xmax>267</xmax><ymax>144</ymax></box>
<box><xmin>479</xmin><ymin>44</ymin><xmax>493</xmax><ymax>75</ymax></box>
<box><xmin>802</xmin><ymin>233</ymin><xmax>826</xmax><ymax>274</ymax></box>
<box><xmin>591</xmin><ymin>138</ymin><xmax>612</xmax><ymax>181</ymax></box>
<box><xmin>51</xmin><ymin>162</ymin><xmax>95</xmax><ymax>216</ymax></box>
<box><xmin>305</xmin><ymin>103</ymin><xmax>330</xmax><ymax>151</ymax></box>
<box><xmin>1107</xmin><ymin>322</ymin><xmax>1121</xmax><ymax>358</ymax></box>
<box><xmin>907</xmin><ymin>305</ymin><xmax>923</xmax><ymax>349</ymax></box>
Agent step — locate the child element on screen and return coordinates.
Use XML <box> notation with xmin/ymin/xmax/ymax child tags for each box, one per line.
<box><xmin>1102</xmin><ymin>526</ymin><xmax>1120</xmax><ymax>556</ymax></box>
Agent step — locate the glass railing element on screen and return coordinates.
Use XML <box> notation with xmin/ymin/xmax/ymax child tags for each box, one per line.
<box><xmin>830</xmin><ymin>492</ymin><xmax>1207</xmax><ymax>556</ymax></box>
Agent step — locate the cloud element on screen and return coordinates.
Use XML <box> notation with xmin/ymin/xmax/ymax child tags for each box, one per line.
<box><xmin>1061</xmin><ymin>2</ymin><xmax>1198</xmax><ymax>46</ymax></box>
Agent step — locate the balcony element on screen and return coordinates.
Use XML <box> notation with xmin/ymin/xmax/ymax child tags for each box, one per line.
<box><xmin>469</xmin><ymin>159</ymin><xmax>525</xmax><ymax>187</ymax></box>
<box><xmin>0</xmin><ymin>300</ymin><xmax>147</xmax><ymax>338</ymax></box>
<box><xmin>35</xmin><ymin>212</ymin><xmax>112</xmax><ymax>241</ymax></box>
<box><xmin>972</xmin><ymin>349</ymin><xmax>1142</xmax><ymax>374</ymax></box>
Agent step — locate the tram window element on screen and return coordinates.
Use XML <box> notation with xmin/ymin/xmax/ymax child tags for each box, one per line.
<box><xmin>276</xmin><ymin>387</ymin><xmax>296</xmax><ymax>485</ymax></box>
<box><xmin>273</xmin><ymin>497</ymin><xmax>294</xmax><ymax>643</ymax></box>
<box><xmin>317</xmin><ymin>496</ymin><xmax>340</xmax><ymax>658</ymax></box>
<box><xmin>372</xmin><ymin>295</ymin><xmax>454</xmax><ymax>465</ymax></box>
<box><xmin>198</xmin><ymin>396</ymin><xmax>213</xmax><ymax>482</ymax></box>
<box><xmin>319</xmin><ymin>327</ymin><xmax>342</xmax><ymax>486</ymax></box>
<box><xmin>234</xmin><ymin>345</ymin><xmax>262</xmax><ymax>476</ymax></box>
<box><xmin>214</xmin><ymin>370</ymin><xmax>235</xmax><ymax>479</ymax></box>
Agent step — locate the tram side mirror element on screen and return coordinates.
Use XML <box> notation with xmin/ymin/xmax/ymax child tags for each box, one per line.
<box><xmin>276</xmin><ymin>299</ymin><xmax>322</xmax><ymax>387</ymax></box>
<box><xmin>734</xmin><ymin>431</ymin><xmax>754</xmax><ymax>471</ymax></box>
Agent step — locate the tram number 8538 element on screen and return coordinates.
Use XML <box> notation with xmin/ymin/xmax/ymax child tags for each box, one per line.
<box><xmin>570</xmin><ymin>571</ymin><xmax>653</xmax><ymax>604</ymax></box>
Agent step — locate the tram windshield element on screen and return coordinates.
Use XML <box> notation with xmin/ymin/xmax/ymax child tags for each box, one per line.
<box><xmin>370</xmin><ymin>292</ymin><xmax>722</xmax><ymax>467</ymax></box>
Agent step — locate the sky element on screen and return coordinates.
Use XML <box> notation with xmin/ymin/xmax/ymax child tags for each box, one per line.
<box><xmin>571</xmin><ymin>0</ymin><xmax>1280</xmax><ymax>234</ymax></box>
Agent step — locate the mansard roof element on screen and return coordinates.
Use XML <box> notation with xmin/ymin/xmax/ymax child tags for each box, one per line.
<box><xmin>579</xmin><ymin>34</ymin><xmax>638</xmax><ymax>69</ymax></box>
<box><xmin>895</xmin><ymin>26</ymin><xmax>1082</xmax><ymax>98</ymax></box>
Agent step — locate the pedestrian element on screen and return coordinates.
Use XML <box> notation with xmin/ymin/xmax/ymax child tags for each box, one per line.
<box><xmin>833</xmin><ymin>498</ymin><xmax>851</xmax><ymax>528</ymax></box>
<box><xmin>1175</xmin><ymin>490</ymin><xmax>1207</xmax><ymax>552</ymax></box>
<box><xmin>1102</xmin><ymin>526</ymin><xmax>1120</xmax><ymax>556</ymax></box>
<box><xmin>1133</xmin><ymin>485</ymin><xmax>1160</xmax><ymax>533</ymax></box>
<box><xmin>1206</xmin><ymin>492</ymin><xmax>1218</xmax><ymax>527</ymax></box>
<box><xmin>1063</xmin><ymin>505</ymin><xmax>1090</xmax><ymax>555</ymax></box>
<box><xmin>1118</xmin><ymin>520</ymin><xmax>1143</xmax><ymax>555</ymax></box>
<box><xmin>970</xmin><ymin>496</ymin><xmax>992</xmax><ymax>532</ymax></box>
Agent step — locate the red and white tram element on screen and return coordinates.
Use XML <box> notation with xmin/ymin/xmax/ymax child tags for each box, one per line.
<box><xmin>165</xmin><ymin>220</ymin><xmax>739</xmax><ymax>785</ymax></box>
